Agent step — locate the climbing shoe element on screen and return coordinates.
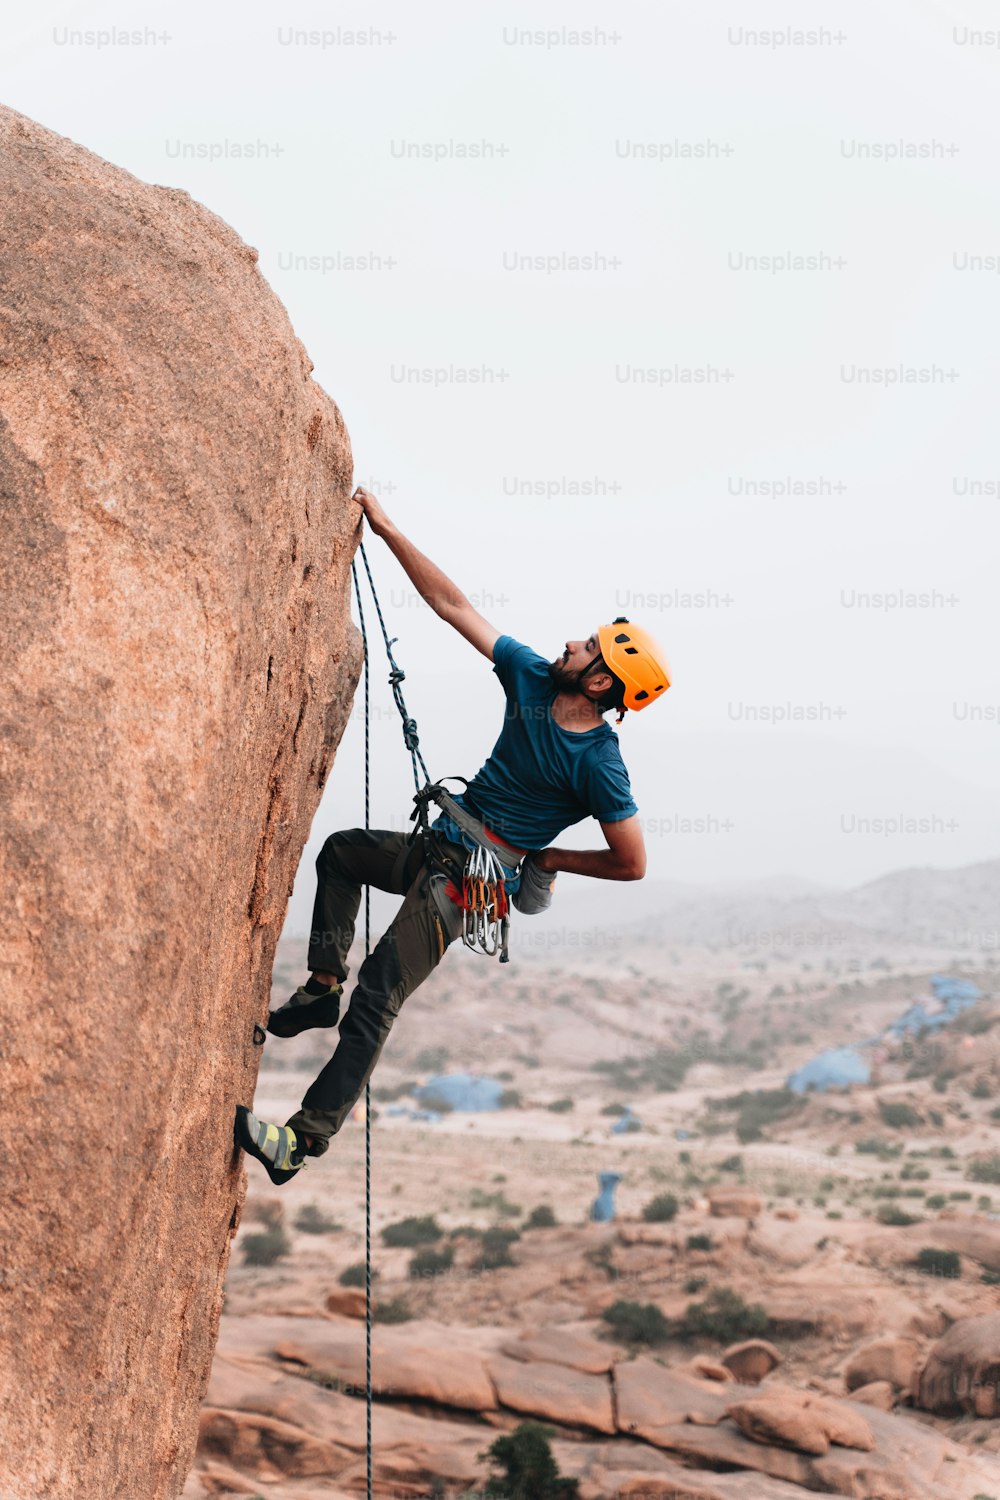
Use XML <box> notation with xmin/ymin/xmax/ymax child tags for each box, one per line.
<box><xmin>267</xmin><ymin>978</ymin><xmax>343</xmax><ymax>1038</ymax></box>
<box><xmin>234</xmin><ymin>1105</ymin><xmax>307</xmax><ymax>1185</ymax></box>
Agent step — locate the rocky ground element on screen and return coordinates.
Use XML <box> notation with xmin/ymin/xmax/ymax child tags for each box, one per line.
<box><xmin>182</xmin><ymin>941</ymin><xmax>1000</xmax><ymax>1499</ymax></box>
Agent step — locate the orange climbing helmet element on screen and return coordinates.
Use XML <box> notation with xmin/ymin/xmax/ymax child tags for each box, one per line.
<box><xmin>596</xmin><ymin>617</ymin><xmax>671</xmax><ymax>714</ymax></box>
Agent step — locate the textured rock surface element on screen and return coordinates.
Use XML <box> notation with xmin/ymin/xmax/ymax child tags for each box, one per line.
<box><xmin>916</xmin><ymin>1312</ymin><xmax>1000</xmax><ymax>1415</ymax></box>
<box><xmin>0</xmin><ymin>105</ymin><xmax>359</xmax><ymax>1500</ymax></box>
<box><xmin>843</xmin><ymin>1335</ymin><xmax>922</xmax><ymax>1396</ymax></box>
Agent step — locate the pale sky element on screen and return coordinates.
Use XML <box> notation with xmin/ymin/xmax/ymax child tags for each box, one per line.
<box><xmin>8</xmin><ymin>0</ymin><xmax>1000</xmax><ymax>933</ymax></box>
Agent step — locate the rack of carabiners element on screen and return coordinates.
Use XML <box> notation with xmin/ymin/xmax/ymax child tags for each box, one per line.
<box><xmin>409</xmin><ymin>779</ymin><xmax>515</xmax><ymax>962</ymax></box>
<box><xmin>458</xmin><ymin>840</ymin><xmax>510</xmax><ymax>958</ymax></box>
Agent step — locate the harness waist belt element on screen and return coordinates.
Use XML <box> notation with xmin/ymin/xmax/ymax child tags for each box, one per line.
<box><xmin>432</xmin><ymin>786</ymin><xmax>528</xmax><ymax>872</ymax></box>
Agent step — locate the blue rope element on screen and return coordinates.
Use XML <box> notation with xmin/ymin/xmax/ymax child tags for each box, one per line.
<box><xmin>349</xmin><ymin>540</ymin><xmax>430</xmax><ymax>1500</ymax></box>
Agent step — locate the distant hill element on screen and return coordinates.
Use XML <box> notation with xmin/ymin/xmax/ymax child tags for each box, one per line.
<box><xmin>508</xmin><ymin>858</ymin><xmax>1000</xmax><ymax>958</ymax></box>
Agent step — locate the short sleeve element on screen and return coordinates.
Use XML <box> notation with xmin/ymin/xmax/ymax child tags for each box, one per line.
<box><xmin>584</xmin><ymin>743</ymin><xmax>638</xmax><ymax>823</ymax></box>
<box><xmin>491</xmin><ymin>635</ymin><xmax>549</xmax><ymax>699</ymax></box>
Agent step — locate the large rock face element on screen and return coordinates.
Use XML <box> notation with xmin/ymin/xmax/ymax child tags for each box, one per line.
<box><xmin>0</xmin><ymin>106</ymin><xmax>360</xmax><ymax>1500</ymax></box>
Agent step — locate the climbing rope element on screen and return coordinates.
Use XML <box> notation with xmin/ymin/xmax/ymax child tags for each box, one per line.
<box><xmin>348</xmin><ymin>536</ymin><xmax>524</xmax><ymax>1493</ymax></box>
<box><xmin>350</xmin><ymin>556</ymin><xmax>374</xmax><ymax>1500</ymax></box>
<box><xmin>350</xmin><ymin>539</ymin><xmax>435</xmax><ymax>1500</ymax></box>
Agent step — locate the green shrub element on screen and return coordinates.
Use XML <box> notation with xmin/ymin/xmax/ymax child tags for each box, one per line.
<box><xmin>855</xmin><ymin>1136</ymin><xmax>903</xmax><ymax>1159</ymax></box>
<box><xmin>526</xmin><ymin>1204</ymin><xmax>557</xmax><ymax>1229</ymax></box>
<box><xmin>294</xmin><ymin>1202</ymin><xmax>340</xmax><ymax>1235</ymax></box>
<box><xmin>479</xmin><ymin>1420</ymin><xmax>580</xmax><ymax>1499</ymax></box>
<box><xmin>375</xmin><ymin>1295</ymin><xmax>413</xmax><ymax>1323</ymax></box>
<box><xmin>876</xmin><ymin>1204</ymin><xmax>921</xmax><ymax>1226</ymax></box>
<box><xmin>925</xmin><ymin>1194</ymin><xmax>947</xmax><ymax>1210</ymax></box>
<box><xmin>338</xmin><ymin>1260</ymin><xmax>379</xmax><ymax>1288</ymax></box>
<box><xmin>601</xmin><ymin>1102</ymin><xmax>627</xmax><ymax>1116</ymax></box>
<box><xmin>547</xmin><ymin>1097</ymin><xmax>574</xmax><ymax>1113</ymax></box>
<box><xmin>710</xmin><ymin>1087</ymin><xmax>804</xmax><ymax>1143</ymax></box>
<box><xmin>414</xmin><ymin>1045</ymin><xmax>450</xmax><ymax>1071</ymax></box>
<box><xmin>686</xmin><ymin>1233</ymin><xmax>713</xmax><ymax>1251</ymax></box>
<box><xmin>878</xmin><ymin>1099</ymin><xmax>923</xmax><ymax>1129</ymax></box>
<box><xmin>684</xmin><ymin>1275</ymin><xmax>707</xmax><ymax>1293</ymax></box>
<box><xmin>601</xmin><ymin>1299</ymin><xmax>670</xmax><ymax>1346</ymax></box>
<box><xmin>472</xmin><ymin>1227</ymin><xmax>521</xmax><ymax>1271</ymax></box>
<box><xmin>719</xmin><ymin>1154</ymin><xmax>744</xmax><ymax>1174</ymax></box>
<box><xmin>966</xmin><ymin>1155</ymin><xmax>1000</xmax><ymax>1185</ymax></box>
<box><xmin>470</xmin><ymin>1188</ymin><xmax>522</xmax><ymax>1218</ymax></box>
<box><xmin>241</xmin><ymin>1226</ymin><xmax>290</xmax><ymax>1267</ymax></box>
<box><xmin>499</xmin><ymin>1088</ymin><xmax>523</xmax><ymax>1109</ymax></box>
<box><xmin>409</xmin><ymin>1245</ymin><xmax>454</xmax><ymax>1279</ymax></box>
<box><xmin>675</xmin><ymin>1285</ymin><xmax>769</xmax><ymax>1343</ymax></box>
<box><xmin>916</xmin><ymin>1247</ymin><xmax>961</xmax><ymax>1279</ymax></box>
<box><xmin>381</xmin><ymin>1215</ymin><xmax>443</xmax><ymax>1247</ymax></box>
<box><xmin>642</xmin><ymin>1192</ymin><xmax>679</xmax><ymax>1223</ymax></box>
<box><xmin>972</xmin><ymin>1078</ymin><xmax>993</xmax><ymax>1100</ymax></box>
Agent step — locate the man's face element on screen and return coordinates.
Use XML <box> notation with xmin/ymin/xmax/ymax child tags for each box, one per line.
<box><xmin>548</xmin><ymin>629</ymin><xmax>606</xmax><ymax>693</ymax></box>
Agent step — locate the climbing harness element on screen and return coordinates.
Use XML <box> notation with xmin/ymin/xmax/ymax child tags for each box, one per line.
<box><xmin>409</xmin><ymin>776</ymin><xmax>522</xmax><ymax>962</ymax></box>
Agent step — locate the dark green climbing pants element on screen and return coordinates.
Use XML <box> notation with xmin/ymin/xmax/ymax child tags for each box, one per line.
<box><xmin>285</xmin><ymin>827</ymin><xmax>468</xmax><ymax>1154</ymax></box>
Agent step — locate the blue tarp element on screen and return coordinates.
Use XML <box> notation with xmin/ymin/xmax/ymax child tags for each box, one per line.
<box><xmin>412</xmin><ymin>1072</ymin><xmax>506</xmax><ymax>1112</ymax></box>
<box><xmin>611</xmin><ymin>1104</ymin><xmax>642</xmax><ymax>1135</ymax></box>
<box><xmin>786</xmin><ymin>1045</ymin><xmax>870</xmax><ymax>1093</ymax></box>
<box><xmin>931</xmin><ymin>974</ymin><xmax>981</xmax><ymax>1008</ymax></box>
<box><xmin>887</xmin><ymin>976</ymin><xmax>983</xmax><ymax>1038</ymax></box>
<box><xmin>589</xmin><ymin>1171</ymin><xmax>622</xmax><ymax>1222</ymax></box>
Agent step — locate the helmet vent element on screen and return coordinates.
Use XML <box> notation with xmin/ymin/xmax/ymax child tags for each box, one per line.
<box><xmin>624</xmin><ymin>645</ymin><xmax>639</xmax><ymax>654</ymax></box>
<box><xmin>635</xmin><ymin>689</ymin><xmax>649</xmax><ymax>701</ymax></box>
<box><xmin>614</xmin><ymin>632</ymin><xmax>630</xmax><ymax>644</ymax></box>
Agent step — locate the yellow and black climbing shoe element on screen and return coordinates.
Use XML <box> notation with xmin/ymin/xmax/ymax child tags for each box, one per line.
<box><xmin>267</xmin><ymin>979</ymin><xmax>343</xmax><ymax>1038</ymax></box>
<box><xmin>234</xmin><ymin>1105</ymin><xmax>307</xmax><ymax>1185</ymax></box>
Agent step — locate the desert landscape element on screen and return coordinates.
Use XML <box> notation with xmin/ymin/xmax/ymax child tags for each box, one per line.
<box><xmin>184</xmin><ymin>860</ymin><xmax>1000</xmax><ymax>1500</ymax></box>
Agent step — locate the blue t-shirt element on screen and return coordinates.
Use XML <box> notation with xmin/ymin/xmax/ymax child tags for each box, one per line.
<box><xmin>430</xmin><ymin>636</ymin><xmax>638</xmax><ymax>886</ymax></box>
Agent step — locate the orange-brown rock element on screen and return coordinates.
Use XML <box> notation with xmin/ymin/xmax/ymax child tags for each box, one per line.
<box><xmin>916</xmin><ymin>1311</ymin><xmax>1000</xmax><ymax>1416</ymax></box>
<box><xmin>0</xmin><ymin>104</ymin><xmax>358</xmax><ymax>1500</ymax></box>
<box><xmin>614</xmin><ymin>1356</ymin><xmax>748</xmax><ymax>1437</ymax></box>
<box><xmin>324</xmin><ymin>1287</ymin><xmax>368</xmax><ymax>1320</ymax></box>
<box><xmin>843</xmin><ymin>1335</ymin><xmax>922</xmax><ymax>1396</ymax></box>
<box><xmin>499</xmin><ymin>1323</ymin><xmax>617</xmax><ymax>1373</ymax></box>
<box><xmin>198</xmin><ymin>1409</ymin><xmax>350</xmax><ymax>1479</ymax></box>
<box><xmin>486</xmin><ymin>1352</ymin><xmax>616</xmax><ymax>1432</ymax></box>
<box><xmin>725</xmin><ymin>1388</ymin><xmax>875</xmax><ymax>1456</ymax></box>
<box><xmin>706</xmin><ymin>1186</ymin><xmax>762</xmax><ymax>1219</ymax></box>
<box><xmin>721</xmin><ymin>1339</ymin><xmax>782</xmax><ymax>1384</ymax></box>
<box><xmin>849</xmin><ymin>1380</ymin><xmax>896</xmax><ymax>1410</ymax></box>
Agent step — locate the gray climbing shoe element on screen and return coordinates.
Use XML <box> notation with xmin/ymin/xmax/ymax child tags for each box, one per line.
<box><xmin>267</xmin><ymin>980</ymin><xmax>343</xmax><ymax>1038</ymax></box>
<box><xmin>234</xmin><ymin>1105</ymin><xmax>307</xmax><ymax>1185</ymax></box>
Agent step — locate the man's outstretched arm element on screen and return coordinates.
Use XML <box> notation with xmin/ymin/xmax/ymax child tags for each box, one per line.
<box><xmin>353</xmin><ymin>486</ymin><xmax>500</xmax><ymax>660</ymax></box>
<box><xmin>534</xmin><ymin>814</ymin><xmax>647</xmax><ymax>881</ymax></box>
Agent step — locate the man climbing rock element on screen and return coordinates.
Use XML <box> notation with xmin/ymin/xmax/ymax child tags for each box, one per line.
<box><xmin>235</xmin><ymin>487</ymin><xmax>670</xmax><ymax>1183</ymax></box>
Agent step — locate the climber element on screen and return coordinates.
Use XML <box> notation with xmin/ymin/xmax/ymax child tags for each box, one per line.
<box><xmin>234</xmin><ymin>486</ymin><xmax>670</xmax><ymax>1183</ymax></box>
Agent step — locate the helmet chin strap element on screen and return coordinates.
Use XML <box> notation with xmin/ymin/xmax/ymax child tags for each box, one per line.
<box><xmin>576</xmin><ymin>653</ymin><xmax>606</xmax><ymax>697</ymax></box>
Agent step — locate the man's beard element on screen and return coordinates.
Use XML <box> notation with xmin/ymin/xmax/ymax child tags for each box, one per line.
<box><xmin>547</xmin><ymin>658</ymin><xmax>586</xmax><ymax>694</ymax></box>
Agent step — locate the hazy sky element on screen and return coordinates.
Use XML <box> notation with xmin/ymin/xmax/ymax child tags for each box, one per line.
<box><xmin>9</xmin><ymin>1</ymin><xmax>1000</xmax><ymax>930</ymax></box>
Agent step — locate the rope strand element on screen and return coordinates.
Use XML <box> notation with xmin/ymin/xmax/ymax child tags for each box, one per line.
<box><xmin>350</xmin><ymin>540</ymin><xmax>431</xmax><ymax>1500</ymax></box>
<box><xmin>350</xmin><ymin>558</ymin><xmax>374</xmax><ymax>1500</ymax></box>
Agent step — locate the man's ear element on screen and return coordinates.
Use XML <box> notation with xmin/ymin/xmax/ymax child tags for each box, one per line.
<box><xmin>584</xmin><ymin>670</ymin><xmax>613</xmax><ymax>698</ymax></box>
